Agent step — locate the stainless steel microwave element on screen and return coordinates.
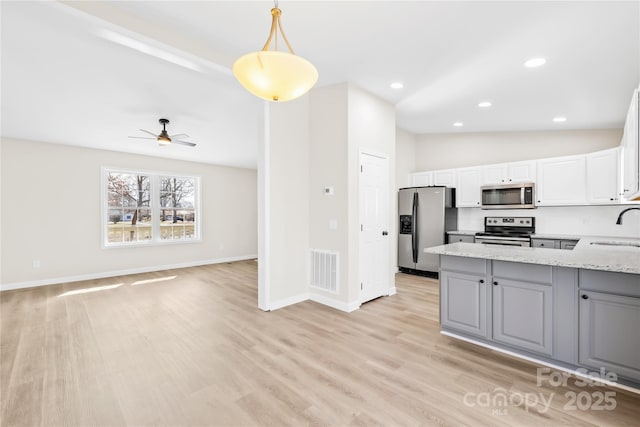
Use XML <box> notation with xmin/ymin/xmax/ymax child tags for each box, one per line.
<box><xmin>481</xmin><ymin>183</ymin><xmax>535</xmax><ymax>209</ymax></box>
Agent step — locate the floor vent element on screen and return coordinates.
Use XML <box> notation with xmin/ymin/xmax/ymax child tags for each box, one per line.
<box><xmin>309</xmin><ymin>250</ymin><xmax>339</xmax><ymax>293</ymax></box>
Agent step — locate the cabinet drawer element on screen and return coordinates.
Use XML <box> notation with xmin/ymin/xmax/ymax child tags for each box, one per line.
<box><xmin>493</xmin><ymin>260</ymin><xmax>553</xmax><ymax>284</ymax></box>
<box><xmin>579</xmin><ymin>269</ymin><xmax>640</xmax><ymax>297</ymax></box>
<box><xmin>441</xmin><ymin>255</ymin><xmax>487</xmax><ymax>275</ymax></box>
<box><xmin>531</xmin><ymin>238</ymin><xmax>561</xmax><ymax>249</ymax></box>
<box><xmin>448</xmin><ymin>234</ymin><xmax>475</xmax><ymax>244</ymax></box>
<box><xmin>560</xmin><ymin>240</ymin><xmax>579</xmax><ymax>250</ymax></box>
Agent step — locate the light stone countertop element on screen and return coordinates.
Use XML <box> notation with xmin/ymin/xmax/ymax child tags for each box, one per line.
<box><xmin>424</xmin><ymin>236</ymin><xmax>640</xmax><ymax>274</ymax></box>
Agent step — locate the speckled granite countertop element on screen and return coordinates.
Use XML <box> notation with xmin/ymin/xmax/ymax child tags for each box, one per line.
<box><xmin>424</xmin><ymin>236</ymin><xmax>640</xmax><ymax>274</ymax></box>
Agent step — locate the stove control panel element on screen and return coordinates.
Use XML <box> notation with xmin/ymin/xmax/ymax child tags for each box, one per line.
<box><xmin>484</xmin><ymin>216</ymin><xmax>535</xmax><ymax>227</ymax></box>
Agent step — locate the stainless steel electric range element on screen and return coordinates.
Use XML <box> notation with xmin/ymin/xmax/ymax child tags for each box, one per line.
<box><xmin>474</xmin><ymin>216</ymin><xmax>535</xmax><ymax>247</ymax></box>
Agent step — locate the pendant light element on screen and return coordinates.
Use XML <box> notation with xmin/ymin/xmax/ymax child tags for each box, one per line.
<box><xmin>233</xmin><ymin>1</ymin><xmax>318</xmax><ymax>102</ymax></box>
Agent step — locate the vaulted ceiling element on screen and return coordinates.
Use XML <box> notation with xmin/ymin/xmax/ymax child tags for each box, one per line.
<box><xmin>2</xmin><ymin>1</ymin><xmax>639</xmax><ymax>168</ymax></box>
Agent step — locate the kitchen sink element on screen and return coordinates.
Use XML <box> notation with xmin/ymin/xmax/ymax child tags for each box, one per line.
<box><xmin>589</xmin><ymin>241</ymin><xmax>640</xmax><ymax>248</ymax></box>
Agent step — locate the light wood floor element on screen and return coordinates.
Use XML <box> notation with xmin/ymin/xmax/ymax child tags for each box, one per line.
<box><xmin>2</xmin><ymin>260</ymin><xmax>639</xmax><ymax>426</ymax></box>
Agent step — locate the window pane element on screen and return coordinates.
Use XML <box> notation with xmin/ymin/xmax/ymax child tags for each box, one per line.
<box><xmin>105</xmin><ymin>170</ymin><xmax>198</xmax><ymax>246</ymax></box>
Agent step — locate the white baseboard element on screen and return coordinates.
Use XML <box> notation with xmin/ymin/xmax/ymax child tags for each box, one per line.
<box><xmin>387</xmin><ymin>286</ymin><xmax>397</xmax><ymax>296</ymax></box>
<box><xmin>268</xmin><ymin>292</ymin><xmax>310</xmax><ymax>311</ymax></box>
<box><xmin>309</xmin><ymin>292</ymin><xmax>360</xmax><ymax>312</ymax></box>
<box><xmin>0</xmin><ymin>255</ymin><xmax>258</xmax><ymax>292</ymax></box>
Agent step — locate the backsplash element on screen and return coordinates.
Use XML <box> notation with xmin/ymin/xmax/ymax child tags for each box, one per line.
<box><xmin>458</xmin><ymin>205</ymin><xmax>640</xmax><ymax>238</ymax></box>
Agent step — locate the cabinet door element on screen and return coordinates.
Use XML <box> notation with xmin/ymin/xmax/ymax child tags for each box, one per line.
<box><xmin>493</xmin><ymin>279</ymin><xmax>552</xmax><ymax>355</ymax></box>
<box><xmin>482</xmin><ymin>164</ymin><xmax>508</xmax><ymax>184</ymax></box>
<box><xmin>536</xmin><ymin>155</ymin><xmax>587</xmax><ymax>205</ymax></box>
<box><xmin>508</xmin><ymin>160</ymin><xmax>536</xmax><ymax>183</ymax></box>
<box><xmin>440</xmin><ymin>271</ymin><xmax>489</xmax><ymax>337</ymax></box>
<box><xmin>587</xmin><ymin>148</ymin><xmax>621</xmax><ymax>204</ymax></box>
<box><xmin>579</xmin><ymin>291</ymin><xmax>640</xmax><ymax>381</ymax></box>
<box><xmin>622</xmin><ymin>89</ymin><xmax>639</xmax><ymax>200</ymax></box>
<box><xmin>433</xmin><ymin>169</ymin><xmax>457</xmax><ymax>187</ymax></box>
<box><xmin>410</xmin><ymin>172</ymin><xmax>433</xmax><ymax>187</ymax></box>
<box><xmin>456</xmin><ymin>167</ymin><xmax>482</xmax><ymax>207</ymax></box>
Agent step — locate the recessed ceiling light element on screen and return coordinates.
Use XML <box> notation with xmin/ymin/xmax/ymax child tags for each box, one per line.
<box><xmin>552</xmin><ymin>116</ymin><xmax>567</xmax><ymax>123</ymax></box>
<box><xmin>453</xmin><ymin>122</ymin><xmax>464</xmax><ymax>127</ymax></box>
<box><xmin>478</xmin><ymin>101</ymin><xmax>492</xmax><ymax>108</ymax></box>
<box><xmin>524</xmin><ymin>57</ymin><xmax>547</xmax><ymax>68</ymax></box>
<box><xmin>390</xmin><ymin>82</ymin><xmax>404</xmax><ymax>89</ymax></box>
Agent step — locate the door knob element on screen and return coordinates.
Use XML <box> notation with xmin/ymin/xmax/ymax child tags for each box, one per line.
<box><xmin>581</xmin><ymin>294</ymin><xmax>589</xmax><ymax>300</ymax></box>
<box><xmin>493</xmin><ymin>281</ymin><xmax>498</xmax><ymax>286</ymax></box>
<box><xmin>382</xmin><ymin>231</ymin><xmax>388</xmax><ymax>236</ymax></box>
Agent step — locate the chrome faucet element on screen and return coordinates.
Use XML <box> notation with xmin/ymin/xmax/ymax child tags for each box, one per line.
<box><xmin>616</xmin><ymin>207</ymin><xmax>640</xmax><ymax>225</ymax></box>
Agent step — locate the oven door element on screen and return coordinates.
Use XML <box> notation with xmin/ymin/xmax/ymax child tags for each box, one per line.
<box><xmin>475</xmin><ymin>235</ymin><xmax>531</xmax><ymax>247</ymax></box>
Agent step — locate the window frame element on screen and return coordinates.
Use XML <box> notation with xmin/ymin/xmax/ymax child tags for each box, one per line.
<box><xmin>101</xmin><ymin>167</ymin><xmax>202</xmax><ymax>248</ymax></box>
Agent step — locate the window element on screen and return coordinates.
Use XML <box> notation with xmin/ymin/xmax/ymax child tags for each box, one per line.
<box><xmin>103</xmin><ymin>168</ymin><xmax>200</xmax><ymax>247</ymax></box>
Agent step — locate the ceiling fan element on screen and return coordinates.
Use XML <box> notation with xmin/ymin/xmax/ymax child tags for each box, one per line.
<box><xmin>129</xmin><ymin>118</ymin><xmax>196</xmax><ymax>147</ymax></box>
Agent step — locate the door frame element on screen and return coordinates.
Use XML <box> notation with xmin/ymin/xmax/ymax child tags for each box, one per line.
<box><xmin>358</xmin><ymin>148</ymin><xmax>393</xmax><ymax>304</ymax></box>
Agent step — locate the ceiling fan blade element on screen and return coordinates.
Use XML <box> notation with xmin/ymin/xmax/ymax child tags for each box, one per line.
<box><xmin>128</xmin><ymin>136</ymin><xmax>155</xmax><ymax>140</ymax></box>
<box><xmin>173</xmin><ymin>140</ymin><xmax>197</xmax><ymax>147</ymax></box>
<box><xmin>139</xmin><ymin>129</ymin><xmax>158</xmax><ymax>137</ymax></box>
<box><xmin>169</xmin><ymin>133</ymin><xmax>189</xmax><ymax>139</ymax></box>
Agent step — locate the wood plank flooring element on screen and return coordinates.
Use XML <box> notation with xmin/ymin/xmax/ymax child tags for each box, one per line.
<box><xmin>1</xmin><ymin>260</ymin><xmax>639</xmax><ymax>426</ymax></box>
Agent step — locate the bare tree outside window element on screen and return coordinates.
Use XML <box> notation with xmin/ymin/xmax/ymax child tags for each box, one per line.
<box><xmin>160</xmin><ymin>176</ymin><xmax>196</xmax><ymax>240</ymax></box>
<box><xmin>106</xmin><ymin>173</ymin><xmax>151</xmax><ymax>243</ymax></box>
<box><xmin>104</xmin><ymin>169</ymin><xmax>199</xmax><ymax>246</ymax></box>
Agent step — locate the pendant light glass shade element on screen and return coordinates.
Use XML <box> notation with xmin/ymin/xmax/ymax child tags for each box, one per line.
<box><xmin>233</xmin><ymin>6</ymin><xmax>318</xmax><ymax>102</ymax></box>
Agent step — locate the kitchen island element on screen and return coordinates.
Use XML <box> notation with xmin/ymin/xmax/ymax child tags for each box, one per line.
<box><xmin>424</xmin><ymin>238</ymin><xmax>640</xmax><ymax>388</ymax></box>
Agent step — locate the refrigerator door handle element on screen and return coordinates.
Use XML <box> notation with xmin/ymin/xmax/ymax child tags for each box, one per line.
<box><xmin>412</xmin><ymin>192</ymin><xmax>419</xmax><ymax>263</ymax></box>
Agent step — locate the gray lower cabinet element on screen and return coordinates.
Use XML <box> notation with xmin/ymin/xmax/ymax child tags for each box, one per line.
<box><xmin>493</xmin><ymin>279</ymin><xmax>553</xmax><ymax>355</ymax></box>
<box><xmin>440</xmin><ymin>270</ymin><xmax>489</xmax><ymax>338</ymax></box>
<box><xmin>531</xmin><ymin>238</ymin><xmax>560</xmax><ymax>249</ymax></box>
<box><xmin>531</xmin><ymin>238</ymin><xmax>579</xmax><ymax>250</ymax></box>
<box><xmin>579</xmin><ymin>290</ymin><xmax>640</xmax><ymax>381</ymax></box>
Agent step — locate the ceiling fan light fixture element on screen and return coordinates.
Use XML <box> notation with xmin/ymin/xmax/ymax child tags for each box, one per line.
<box><xmin>157</xmin><ymin>134</ymin><xmax>172</xmax><ymax>145</ymax></box>
<box><xmin>232</xmin><ymin>4</ymin><xmax>318</xmax><ymax>102</ymax></box>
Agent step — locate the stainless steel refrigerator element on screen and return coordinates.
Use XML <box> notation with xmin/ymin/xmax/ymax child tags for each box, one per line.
<box><xmin>398</xmin><ymin>186</ymin><xmax>457</xmax><ymax>276</ymax></box>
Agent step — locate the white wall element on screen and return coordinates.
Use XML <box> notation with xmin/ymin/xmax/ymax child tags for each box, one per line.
<box><xmin>1</xmin><ymin>137</ymin><xmax>257</xmax><ymax>289</ymax></box>
<box><xmin>261</xmin><ymin>97</ymin><xmax>310</xmax><ymax>309</ymax></box>
<box><xmin>415</xmin><ymin>129</ymin><xmax>622</xmax><ymax>171</ymax></box>
<box><xmin>306</xmin><ymin>84</ymin><xmax>396</xmax><ymax>310</ymax></box>
<box><xmin>348</xmin><ymin>85</ymin><xmax>397</xmax><ymax>303</ymax></box>
<box><xmin>458</xmin><ymin>206</ymin><xmax>640</xmax><ymax>238</ymax></box>
<box><xmin>309</xmin><ymin>84</ymin><xmax>350</xmax><ymax>306</ymax></box>
<box><xmin>396</xmin><ymin>128</ymin><xmax>417</xmax><ymax>189</ymax></box>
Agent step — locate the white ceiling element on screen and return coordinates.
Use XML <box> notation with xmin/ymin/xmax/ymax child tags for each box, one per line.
<box><xmin>2</xmin><ymin>1</ymin><xmax>639</xmax><ymax>168</ymax></box>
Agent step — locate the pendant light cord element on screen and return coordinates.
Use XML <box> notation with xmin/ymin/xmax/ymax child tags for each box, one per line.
<box><xmin>261</xmin><ymin>2</ymin><xmax>295</xmax><ymax>54</ymax></box>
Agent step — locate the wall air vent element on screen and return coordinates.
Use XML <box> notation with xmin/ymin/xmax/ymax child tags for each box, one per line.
<box><xmin>309</xmin><ymin>249</ymin><xmax>339</xmax><ymax>293</ymax></box>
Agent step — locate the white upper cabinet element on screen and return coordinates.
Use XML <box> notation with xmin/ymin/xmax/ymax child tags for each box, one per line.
<box><xmin>409</xmin><ymin>171</ymin><xmax>433</xmax><ymax>187</ymax></box>
<box><xmin>433</xmin><ymin>169</ymin><xmax>457</xmax><ymax>187</ymax></box>
<box><xmin>482</xmin><ymin>161</ymin><xmax>536</xmax><ymax>184</ymax></box>
<box><xmin>508</xmin><ymin>160</ymin><xmax>537</xmax><ymax>183</ymax></box>
<box><xmin>622</xmin><ymin>89</ymin><xmax>639</xmax><ymax>200</ymax></box>
<box><xmin>536</xmin><ymin>154</ymin><xmax>587</xmax><ymax>206</ymax></box>
<box><xmin>586</xmin><ymin>148</ymin><xmax>621</xmax><ymax>204</ymax></box>
<box><xmin>456</xmin><ymin>167</ymin><xmax>482</xmax><ymax>207</ymax></box>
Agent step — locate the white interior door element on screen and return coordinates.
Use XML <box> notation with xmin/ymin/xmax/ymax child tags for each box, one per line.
<box><xmin>360</xmin><ymin>152</ymin><xmax>390</xmax><ymax>304</ymax></box>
